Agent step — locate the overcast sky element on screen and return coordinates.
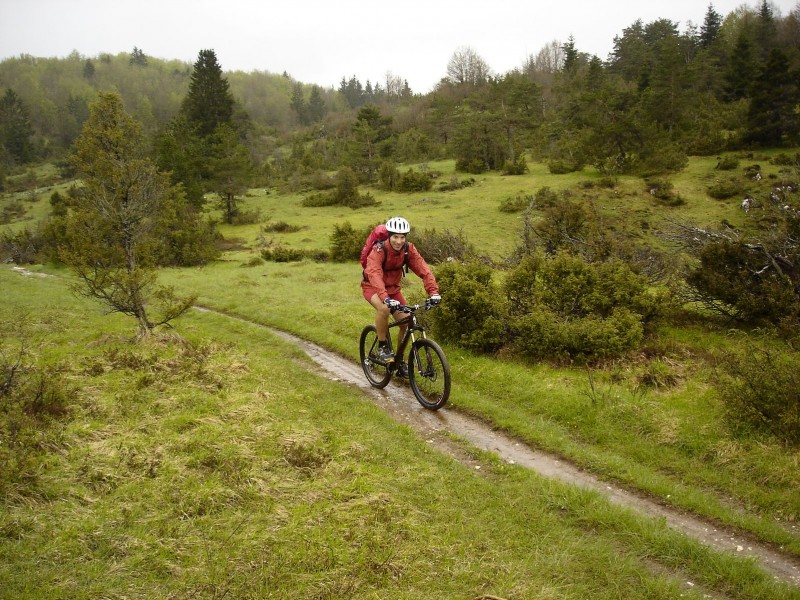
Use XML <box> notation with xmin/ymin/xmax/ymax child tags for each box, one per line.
<box><xmin>1</xmin><ymin>0</ymin><xmax>797</xmax><ymax>93</ymax></box>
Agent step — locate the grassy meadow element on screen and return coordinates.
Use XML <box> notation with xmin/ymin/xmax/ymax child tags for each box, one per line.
<box><xmin>2</xmin><ymin>153</ymin><xmax>800</xmax><ymax>598</ymax></box>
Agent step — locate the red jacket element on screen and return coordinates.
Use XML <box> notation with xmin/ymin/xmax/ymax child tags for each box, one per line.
<box><xmin>361</xmin><ymin>241</ymin><xmax>439</xmax><ymax>302</ymax></box>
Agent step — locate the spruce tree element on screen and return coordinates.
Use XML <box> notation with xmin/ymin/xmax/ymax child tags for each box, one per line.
<box><xmin>0</xmin><ymin>88</ymin><xmax>36</xmax><ymax>165</ymax></box>
<box><xmin>699</xmin><ymin>4</ymin><xmax>723</xmax><ymax>48</ymax></box>
<box><xmin>745</xmin><ymin>49</ymin><xmax>799</xmax><ymax>146</ymax></box>
<box><xmin>180</xmin><ymin>49</ymin><xmax>234</xmax><ymax>137</ymax></box>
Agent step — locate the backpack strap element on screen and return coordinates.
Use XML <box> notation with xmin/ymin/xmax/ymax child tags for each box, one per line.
<box><xmin>377</xmin><ymin>240</ymin><xmax>408</xmax><ymax>275</ymax></box>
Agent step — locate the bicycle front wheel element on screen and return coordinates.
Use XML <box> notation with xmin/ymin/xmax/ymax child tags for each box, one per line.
<box><xmin>359</xmin><ymin>325</ymin><xmax>392</xmax><ymax>388</ymax></box>
<box><xmin>408</xmin><ymin>338</ymin><xmax>450</xmax><ymax>410</ymax></box>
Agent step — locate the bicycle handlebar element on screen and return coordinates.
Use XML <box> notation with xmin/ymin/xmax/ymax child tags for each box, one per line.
<box><xmin>394</xmin><ymin>299</ymin><xmax>440</xmax><ymax>313</ymax></box>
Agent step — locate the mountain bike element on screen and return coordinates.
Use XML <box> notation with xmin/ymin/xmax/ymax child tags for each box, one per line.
<box><xmin>359</xmin><ymin>299</ymin><xmax>450</xmax><ymax>410</ymax></box>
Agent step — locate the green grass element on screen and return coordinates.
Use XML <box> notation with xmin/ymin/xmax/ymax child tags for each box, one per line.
<box><xmin>157</xmin><ymin>258</ymin><xmax>800</xmax><ymax>557</ymax></box>
<box><xmin>3</xmin><ymin>152</ymin><xmax>800</xmax><ymax>597</ymax></box>
<box><xmin>2</xmin><ymin>266</ymin><xmax>798</xmax><ymax>599</ymax></box>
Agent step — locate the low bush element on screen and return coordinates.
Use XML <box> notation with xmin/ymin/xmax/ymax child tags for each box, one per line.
<box><xmin>396</xmin><ymin>168</ymin><xmax>433</xmax><ymax>192</ymax></box>
<box><xmin>499</xmin><ymin>194</ymin><xmax>532</xmax><ymax>213</ymax></box>
<box><xmin>411</xmin><ymin>227</ymin><xmax>475</xmax><ymax>264</ymax></box>
<box><xmin>502</xmin><ymin>155</ymin><xmax>528</xmax><ymax>175</ymax></box>
<box><xmin>455</xmin><ymin>157</ymin><xmax>487</xmax><ymax>174</ymax></box>
<box><xmin>547</xmin><ymin>159</ymin><xmax>581</xmax><ymax>174</ymax></box>
<box><xmin>685</xmin><ymin>238</ymin><xmax>799</xmax><ymax>324</ymax></box>
<box><xmin>770</xmin><ymin>152</ymin><xmax>798</xmax><ymax>167</ymax></box>
<box><xmin>715</xmin><ymin>345</ymin><xmax>800</xmax><ymax>446</ymax></box>
<box><xmin>0</xmin><ymin>225</ymin><xmax>46</xmax><ymax>264</ymax></box>
<box><xmin>329</xmin><ymin>221</ymin><xmax>373</xmax><ymax>262</ymax></box>
<box><xmin>432</xmin><ymin>253</ymin><xmax>657</xmax><ymax>363</ymax></box>
<box><xmin>1</xmin><ymin>321</ymin><xmax>73</xmax><ymax>496</ymax></box>
<box><xmin>263</xmin><ymin>220</ymin><xmax>303</xmax><ymax>233</ymax></box>
<box><xmin>437</xmin><ymin>176</ymin><xmax>475</xmax><ymax>191</ymax></box>
<box><xmin>428</xmin><ymin>260</ymin><xmax>508</xmax><ymax>353</ymax></box>
<box><xmin>716</xmin><ymin>156</ymin><xmax>740</xmax><ymax>171</ymax></box>
<box><xmin>261</xmin><ymin>245</ymin><xmax>327</xmax><ymax>262</ymax></box>
<box><xmin>507</xmin><ymin>257</ymin><xmax>653</xmax><ymax>363</ymax></box>
<box><xmin>707</xmin><ymin>178</ymin><xmax>743</xmax><ymax>199</ymax></box>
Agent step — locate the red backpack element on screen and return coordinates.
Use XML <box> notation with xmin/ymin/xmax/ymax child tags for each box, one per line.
<box><xmin>360</xmin><ymin>224</ymin><xmax>389</xmax><ymax>268</ymax></box>
<box><xmin>360</xmin><ymin>224</ymin><xmax>408</xmax><ymax>273</ymax></box>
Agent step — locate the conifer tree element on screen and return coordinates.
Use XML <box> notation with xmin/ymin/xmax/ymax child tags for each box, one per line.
<box><xmin>699</xmin><ymin>4</ymin><xmax>723</xmax><ymax>47</ymax></box>
<box><xmin>0</xmin><ymin>88</ymin><xmax>36</xmax><ymax>165</ymax></box>
<box><xmin>62</xmin><ymin>92</ymin><xmax>196</xmax><ymax>338</ymax></box>
<box><xmin>180</xmin><ymin>49</ymin><xmax>234</xmax><ymax>137</ymax></box>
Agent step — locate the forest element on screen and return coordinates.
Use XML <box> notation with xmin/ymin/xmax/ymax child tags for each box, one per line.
<box><xmin>0</xmin><ymin>2</ymin><xmax>798</xmax><ymax>184</ymax></box>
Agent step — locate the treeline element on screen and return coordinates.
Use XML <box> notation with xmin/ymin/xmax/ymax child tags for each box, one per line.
<box><xmin>1</xmin><ymin>2</ymin><xmax>799</xmax><ymax>188</ymax></box>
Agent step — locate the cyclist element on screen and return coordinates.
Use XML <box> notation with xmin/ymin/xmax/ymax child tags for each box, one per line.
<box><xmin>361</xmin><ymin>216</ymin><xmax>441</xmax><ymax>376</ymax></box>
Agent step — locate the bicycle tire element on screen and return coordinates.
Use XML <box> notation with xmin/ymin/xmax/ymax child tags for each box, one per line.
<box><xmin>359</xmin><ymin>325</ymin><xmax>392</xmax><ymax>388</ymax></box>
<box><xmin>408</xmin><ymin>338</ymin><xmax>450</xmax><ymax>410</ymax></box>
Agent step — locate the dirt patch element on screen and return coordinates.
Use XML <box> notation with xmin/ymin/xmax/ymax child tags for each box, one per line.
<box><xmin>265</xmin><ymin>325</ymin><xmax>800</xmax><ymax>588</ymax></box>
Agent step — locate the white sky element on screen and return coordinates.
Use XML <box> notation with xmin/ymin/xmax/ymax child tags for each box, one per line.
<box><xmin>0</xmin><ymin>0</ymin><xmax>797</xmax><ymax>94</ymax></box>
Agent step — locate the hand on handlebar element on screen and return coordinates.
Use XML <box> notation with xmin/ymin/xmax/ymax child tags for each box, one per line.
<box><xmin>384</xmin><ymin>298</ymin><xmax>401</xmax><ymax>311</ymax></box>
<box><xmin>428</xmin><ymin>294</ymin><xmax>441</xmax><ymax>307</ymax></box>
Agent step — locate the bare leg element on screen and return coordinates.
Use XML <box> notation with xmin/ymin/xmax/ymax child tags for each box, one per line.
<box><xmin>369</xmin><ymin>294</ymin><xmax>391</xmax><ymax>342</ymax></box>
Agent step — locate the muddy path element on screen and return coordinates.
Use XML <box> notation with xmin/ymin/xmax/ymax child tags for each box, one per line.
<box><xmin>261</xmin><ymin>325</ymin><xmax>800</xmax><ymax>589</ymax></box>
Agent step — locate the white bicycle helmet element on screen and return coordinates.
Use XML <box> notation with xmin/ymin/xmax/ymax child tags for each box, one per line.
<box><xmin>386</xmin><ymin>216</ymin><xmax>411</xmax><ymax>234</ymax></box>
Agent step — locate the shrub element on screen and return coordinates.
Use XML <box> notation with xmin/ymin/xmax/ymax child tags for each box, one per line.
<box><xmin>743</xmin><ymin>164</ymin><xmax>762</xmax><ymax>180</ymax></box>
<box><xmin>438</xmin><ymin>176</ymin><xmax>476</xmax><ymax>191</ymax></box>
<box><xmin>685</xmin><ymin>238</ymin><xmax>799</xmax><ymax>324</ymax></box>
<box><xmin>263</xmin><ymin>220</ymin><xmax>302</xmax><ymax>233</ymax></box>
<box><xmin>396</xmin><ymin>168</ymin><xmax>433</xmax><ymax>192</ymax></box>
<box><xmin>301</xmin><ymin>167</ymin><xmax>378</xmax><ymax>208</ymax></box>
<box><xmin>329</xmin><ymin>221</ymin><xmax>373</xmax><ymax>262</ymax></box>
<box><xmin>0</xmin><ymin>225</ymin><xmax>46</xmax><ymax>264</ymax></box>
<box><xmin>770</xmin><ymin>153</ymin><xmax>798</xmax><ymax>167</ymax></box>
<box><xmin>412</xmin><ymin>227</ymin><xmax>475</xmax><ymax>264</ymax></box>
<box><xmin>513</xmin><ymin>307</ymin><xmax>644</xmax><ymax>364</ymax></box>
<box><xmin>502</xmin><ymin>155</ymin><xmax>528</xmax><ymax>175</ymax></box>
<box><xmin>531</xmin><ymin>186</ymin><xmax>560</xmax><ymax>209</ymax></box>
<box><xmin>260</xmin><ymin>245</ymin><xmax>324</xmax><ymax>262</ymax></box>
<box><xmin>1</xmin><ymin>321</ymin><xmax>72</xmax><ymax>496</ymax></box>
<box><xmin>505</xmin><ymin>254</ymin><xmax>656</xmax><ymax>363</ymax></box>
<box><xmin>707</xmin><ymin>178</ymin><xmax>743</xmax><ymax>199</ymax></box>
<box><xmin>645</xmin><ymin>178</ymin><xmax>685</xmax><ymax>206</ymax></box>
<box><xmin>716</xmin><ymin>156</ymin><xmax>740</xmax><ymax>171</ymax></box>
<box><xmin>499</xmin><ymin>194</ymin><xmax>532</xmax><ymax>213</ymax></box>
<box><xmin>715</xmin><ymin>346</ymin><xmax>800</xmax><ymax>445</ymax></box>
<box><xmin>428</xmin><ymin>260</ymin><xmax>508</xmax><ymax>353</ymax></box>
<box><xmin>1</xmin><ymin>200</ymin><xmax>27</xmax><ymax>224</ymax></box>
<box><xmin>455</xmin><ymin>158</ymin><xmax>487</xmax><ymax>174</ymax></box>
<box><xmin>547</xmin><ymin>159</ymin><xmax>580</xmax><ymax>174</ymax></box>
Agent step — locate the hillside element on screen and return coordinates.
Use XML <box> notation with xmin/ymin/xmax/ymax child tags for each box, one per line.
<box><xmin>3</xmin><ymin>150</ymin><xmax>800</xmax><ymax>596</ymax></box>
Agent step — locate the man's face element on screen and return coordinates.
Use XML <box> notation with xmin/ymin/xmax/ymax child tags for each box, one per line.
<box><xmin>389</xmin><ymin>233</ymin><xmax>406</xmax><ymax>251</ymax></box>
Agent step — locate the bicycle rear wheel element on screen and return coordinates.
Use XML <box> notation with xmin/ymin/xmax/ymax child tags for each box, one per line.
<box><xmin>408</xmin><ymin>338</ymin><xmax>450</xmax><ymax>410</ymax></box>
<box><xmin>359</xmin><ymin>325</ymin><xmax>392</xmax><ymax>388</ymax></box>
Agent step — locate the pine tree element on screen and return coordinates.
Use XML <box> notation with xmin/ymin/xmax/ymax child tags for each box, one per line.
<box><xmin>745</xmin><ymin>48</ymin><xmax>799</xmax><ymax>146</ymax></box>
<box><xmin>724</xmin><ymin>33</ymin><xmax>757</xmax><ymax>100</ymax></box>
<box><xmin>290</xmin><ymin>82</ymin><xmax>308</xmax><ymax>125</ymax></box>
<box><xmin>180</xmin><ymin>49</ymin><xmax>234</xmax><ymax>137</ymax></box>
<box><xmin>699</xmin><ymin>4</ymin><xmax>723</xmax><ymax>48</ymax></box>
<box><xmin>307</xmin><ymin>85</ymin><xmax>327</xmax><ymax>123</ymax></box>
<box><xmin>0</xmin><ymin>88</ymin><xmax>36</xmax><ymax>165</ymax></box>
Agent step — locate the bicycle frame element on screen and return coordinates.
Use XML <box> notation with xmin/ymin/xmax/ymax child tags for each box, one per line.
<box><xmin>387</xmin><ymin>305</ymin><xmax>427</xmax><ymax>363</ymax></box>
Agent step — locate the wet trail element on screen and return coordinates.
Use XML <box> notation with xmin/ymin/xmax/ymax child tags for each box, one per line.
<box><xmin>263</xmin><ymin>325</ymin><xmax>800</xmax><ymax>588</ymax></box>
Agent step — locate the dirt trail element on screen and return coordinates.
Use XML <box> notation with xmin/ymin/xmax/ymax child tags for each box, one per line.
<box><xmin>266</xmin><ymin>326</ymin><xmax>800</xmax><ymax>588</ymax></box>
